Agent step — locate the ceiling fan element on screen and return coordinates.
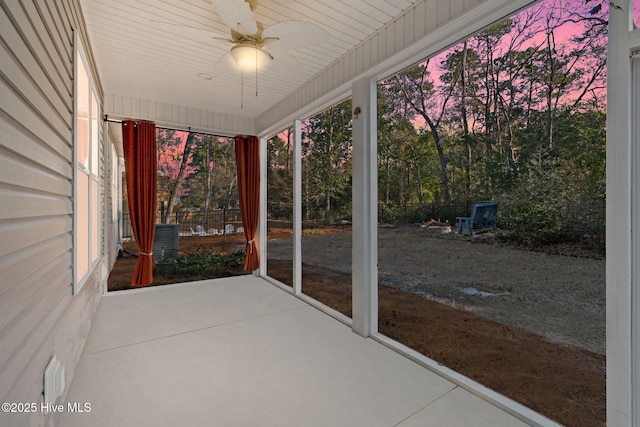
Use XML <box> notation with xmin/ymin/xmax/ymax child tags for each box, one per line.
<box><xmin>207</xmin><ymin>0</ymin><xmax>329</xmax><ymax>74</ymax></box>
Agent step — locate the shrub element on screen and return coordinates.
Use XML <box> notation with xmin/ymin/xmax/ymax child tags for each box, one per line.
<box><xmin>160</xmin><ymin>247</ymin><xmax>245</xmax><ymax>276</ymax></box>
<box><xmin>497</xmin><ymin>148</ymin><xmax>605</xmax><ymax>253</ymax></box>
<box><xmin>498</xmin><ymin>151</ymin><xmax>568</xmax><ymax>246</ymax></box>
<box><xmin>498</xmin><ymin>194</ymin><xmax>566</xmax><ymax>246</ymax></box>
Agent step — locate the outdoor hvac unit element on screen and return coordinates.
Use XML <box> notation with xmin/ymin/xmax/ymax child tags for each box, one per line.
<box><xmin>153</xmin><ymin>224</ymin><xmax>179</xmax><ymax>258</ymax></box>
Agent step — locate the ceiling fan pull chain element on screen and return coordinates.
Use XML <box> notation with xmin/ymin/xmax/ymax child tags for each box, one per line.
<box><xmin>255</xmin><ymin>47</ymin><xmax>259</xmax><ymax>96</ymax></box>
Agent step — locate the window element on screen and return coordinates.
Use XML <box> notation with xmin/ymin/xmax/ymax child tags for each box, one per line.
<box><xmin>74</xmin><ymin>35</ymin><xmax>101</xmax><ymax>293</ymax></box>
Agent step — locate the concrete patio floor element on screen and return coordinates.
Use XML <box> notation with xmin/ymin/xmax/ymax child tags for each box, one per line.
<box><xmin>60</xmin><ymin>275</ymin><xmax>532</xmax><ymax>427</ymax></box>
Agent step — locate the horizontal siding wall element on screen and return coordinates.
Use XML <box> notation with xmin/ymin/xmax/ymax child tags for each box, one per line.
<box><xmin>104</xmin><ymin>128</ymin><xmax>118</xmax><ymax>275</ymax></box>
<box><xmin>105</xmin><ymin>93</ymin><xmax>256</xmax><ymax>136</ymax></box>
<box><xmin>256</xmin><ymin>0</ymin><xmax>538</xmax><ymax>135</ymax></box>
<box><xmin>0</xmin><ymin>0</ymin><xmax>106</xmax><ymax>426</ymax></box>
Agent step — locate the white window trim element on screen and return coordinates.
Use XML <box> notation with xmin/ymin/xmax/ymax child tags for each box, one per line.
<box><xmin>73</xmin><ymin>32</ymin><xmax>101</xmax><ymax>294</ymax></box>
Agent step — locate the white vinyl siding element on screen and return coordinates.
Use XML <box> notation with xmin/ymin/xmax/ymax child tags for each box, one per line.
<box><xmin>105</xmin><ymin>93</ymin><xmax>256</xmax><ymax>136</ymax></box>
<box><xmin>0</xmin><ymin>1</ymin><xmax>107</xmax><ymax>426</ymax></box>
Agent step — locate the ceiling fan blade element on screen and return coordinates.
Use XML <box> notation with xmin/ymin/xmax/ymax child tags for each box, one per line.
<box><xmin>214</xmin><ymin>52</ymin><xmax>240</xmax><ymax>73</ymax></box>
<box><xmin>262</xmin><ymin>21</ymin><xmax>329</xmax><ymax>51</ymax></box>
<box><xmin>211</xmin><ymin>0</ymin><xmax>258</xmax><ymax>36</ymax></box>
<box><xmin>263</xmin><ymin>50</ymin><xmax>301</xmax><ymax>74</ymax></box>
<box><xmin>149</xmin><ymin>20</ymin><xmax>232</xmax><ymax>43</ymax></box>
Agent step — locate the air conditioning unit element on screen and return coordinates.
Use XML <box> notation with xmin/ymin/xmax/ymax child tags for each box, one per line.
<box><xmin>153</xmin><ymin>224</ymin><xmax>179</xmax><ymax>258</ymax></box>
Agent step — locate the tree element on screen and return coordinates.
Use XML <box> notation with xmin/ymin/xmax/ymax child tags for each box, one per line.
<box><xmin>373</xmin><ymin>0</ymin><xmax>607</xmax><ymax>249</ymax></box>
<box><xmin>187</xmin><ymin>135</ymin><xmax>237</xmax><ymax>218</ymax></box>
<box><xmin>157</xmin><ymin>130</ymin><xmax>197</xmax><ymax>223</ymax></box>
<box><xmin>385</xmin><ymin>62</ymin><xmax>453</xmax><ymax>202</ymax></box>
<box><xmin>301</xmin><ymin>99</ymin><xmax>353</xmax><ymax>225</ymax></box>
<box><xmin>378</xmin><ymin>80</ymin><xmax>443</xmax><ymax>207</ymax></box>
<box><xmin>267</xmin><ymin>131</ymin><xmax>294</xmax><ymax>218</ymax></box>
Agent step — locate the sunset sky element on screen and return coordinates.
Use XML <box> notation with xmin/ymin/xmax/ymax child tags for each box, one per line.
<box><xmin>167</xmin><ymin>0</ymin><xmax>627</xmax><ymax>170</ymax></box>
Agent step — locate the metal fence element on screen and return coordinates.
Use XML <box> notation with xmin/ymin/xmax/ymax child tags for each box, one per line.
<box><xmin>378</xmin><ymin>201</ymin><xmax>472</xmax><ymax>225</ymax></box>
<box><xmin>122</xmin><ymin>202</ymin><xmax>471</xmax><ymax>238</ymax></box>
<box><xmin>122</xmin><ymin>208</ymin><xmax>242</xmax><ymax>239</ymax></box>
<box><xmin>262</xmin><ymin>201</ymin><xmax>474</xmax><ymax>230</ymax></box>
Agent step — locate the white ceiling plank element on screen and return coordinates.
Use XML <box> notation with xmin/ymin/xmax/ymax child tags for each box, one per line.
<box><xmin>81</xmin><ymin>0</ymin><xmax>433</xmax><ymax>119</ymax></box>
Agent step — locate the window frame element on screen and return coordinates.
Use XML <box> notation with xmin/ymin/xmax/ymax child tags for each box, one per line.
<box><xmin>73</xmin><ymin>33</ymin><xmax>102</xmax><ymax>294</ymax></box>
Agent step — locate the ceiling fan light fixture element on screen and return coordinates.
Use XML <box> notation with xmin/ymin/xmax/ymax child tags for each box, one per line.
<box><xmin>230</xmin><ymin>44</ymin><xmax>269</xmax><ymax>71</ymax></box>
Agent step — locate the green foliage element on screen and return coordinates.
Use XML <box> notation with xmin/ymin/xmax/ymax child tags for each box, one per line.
<box><xmin>186</xmin><ymin>135</ymin><xmax>238</xmax><ymax>210</ymax></box>
<box><xmin>378</xmin><ymin>77</ymin><xmax>442</xmax><ymax>205</ymax></box>
<box><xmin>301</xmin><ymin>98</ymin><xmax>353</xmax><ymax>225</ymax></box>
<box><xmin>378</xmin><ymin>202</ymin><xmax>465</xmax><ymax>225</ymax></box>
<box><xmin>157</xmin><ymin>130</ymin><xmax>238</xmax><ymax>223</ymax></box>
<box><xmin>258</xmin><ymin>0</ymin><xmax>607</xmax><ymax>253</ymax></box>
<box><xmin>372</xmin><ymin>0</ymin><xmax>607</xmax><ymax>252</ymax></box>
<box><xmin>497</xmin><ymin>145</ymin><xmax>604</xmax><ymax>251</ymax></box>
<box><xmin>160</xmin><ymin>248</ymin><xmax>245</xmax><ymax>276</ymax></box>
<box><xmin>497</xmin><ymin>150</ymin><xmax>565</xmax><ymax>245</ymax></box>
<box><xmin>378</xmin><ymin>204</ymin><xmax>426</xmax><ymax>224</ymax></box>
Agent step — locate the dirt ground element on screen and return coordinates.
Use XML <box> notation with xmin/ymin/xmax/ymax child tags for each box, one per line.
<box><xmin>268</xmin><ymin>224</ymin><xmax>606</xmax><ymax>355</ymax></box>
<box><xmin>109</xmin><ymin>226</ymin><xmax>605</xmax><ymax>427</ymax></box>
<box><xmin>108</xmin><ymin>234</ymin><xmax>248</xmax><ymax>291</ymax></box>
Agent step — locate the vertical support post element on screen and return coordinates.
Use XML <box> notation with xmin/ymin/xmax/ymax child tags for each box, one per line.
<box><xmin>631</xmin><ymin>49</ymin><xmax>640</xmax><ymax>427</ymax></box>
<box><xmin>258</xmin><ymin>137</ymin><xmax>268</xmax><ymax>277</ymax></box>
<box><xmin>351</xmin><ymin>77</ymin><xmax>377</xmax><ymax>337</ymax></box>
<box><xmin>606</xmin><ymin>4</ymin><xmax>633</xmax><ymax>426</ymax></box>
<box><xmin>293</xmin><ymin>120</ymin><xmax>302</xmax><ymax>295</ymax></box>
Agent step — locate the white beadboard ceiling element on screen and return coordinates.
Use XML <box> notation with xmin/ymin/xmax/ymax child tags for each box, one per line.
<box><xmin>80</xmin><ymin>0</ymin><xmax>417</xmax><ymax>119</ymax></box>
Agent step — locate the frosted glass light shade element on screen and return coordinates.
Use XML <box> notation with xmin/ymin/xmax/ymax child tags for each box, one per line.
<box><xmin>230</xmin><ymin>45</ymin><xmax>270</xmax><ymax>71</ymax></box>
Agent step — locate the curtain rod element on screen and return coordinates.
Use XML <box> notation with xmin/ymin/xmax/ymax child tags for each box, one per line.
<box><xmin>103</xmin><ymin>115</ymin><xmax>235</xmax><ymax>139</ymax></box>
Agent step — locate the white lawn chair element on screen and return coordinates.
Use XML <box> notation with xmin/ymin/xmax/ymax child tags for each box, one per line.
<box><xmin>224</xmin><ymin>224</ymin><xmax>234</xmax><ymax>235</ymax></box>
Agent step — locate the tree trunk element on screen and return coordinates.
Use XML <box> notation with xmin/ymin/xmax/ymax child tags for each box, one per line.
<box><xmin>423</xmin><ymin>116</ymin><xmax>451</xmax><ymax>203</ymax></box>
<box><xmin>398</xmin><ymin>163</ymin><xmax>406</xmax><ymax>205</ymax></box>
<box><xmin>414</xmin><ymin>162</ymin><xmax>423</xmax><ymax>205</ymax></box>
<box><xmin>460</xmin><ymin>42</ymin><xmax>471</xmax><ymax>199</ymax></box>
<box><xmin>164</xmin><ymin>132</ymin><xmax>197</xmax><ymax>223</ymax></box>
<box><xmin>385</xmin><ymin>156</ymin><xmax>390</xmax><ymax>205</ymax></box>
<box><xmin>324</xmin><ymin>190</ymin><xmax>331</xmax><ymax>225</ymax></box>
<box><xmin>202</xmin><ymin>139</ymin><xmax>212</xmax><ymax>226</ymax></box>
<box><xmin>285</xmin><ymin>128</ymin><xmax>292</xmax><ymax>172</ymax></box>
<box><xmin>546</xmin><ymin>26</ymin><xmax>555</xmax><ymax>150</ymax></box>
<box><xmin>484</xmin><ymin>43</ymin><xmax>494</xmax><ymax>156</ymax></box>
<box><xmin>526</xmin><ymin>79</ymin><xmax>534</xmax><ymax>130</ymax></box>
<box><xmin>304</xmin><ymin>160</ymin><xmax>310</xmax><ymax>222</ymax></box>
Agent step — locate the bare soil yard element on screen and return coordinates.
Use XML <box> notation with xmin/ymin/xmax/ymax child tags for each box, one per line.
<box><xmin>109</xmin><ymin>225</ymin><xmax>605</xmax><ymax>427</ymax></box>
<box><xmin>268</xmin><ymin>224</ymin><xmax>606</xmax><ymax>355</ymax></box>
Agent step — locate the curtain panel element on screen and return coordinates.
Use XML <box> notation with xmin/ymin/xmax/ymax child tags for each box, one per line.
<box><xmin>123</xmin><ymin>120</ymin><xmax>157</xmax><ymax>286</ymax></box>
<box><xmin>235</xmin><ymin>135</ymin><xmax>260</xmax><ymax>271</ymax></box>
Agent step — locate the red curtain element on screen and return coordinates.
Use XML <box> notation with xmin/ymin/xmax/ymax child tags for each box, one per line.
<box><xmin>235</xmin><ymin>135</ymin><xmax>260</xmax><ymax>271</ymax></box>
<box><xmin>123</xmin><ymin>120</ymin><xmax>157</xmax><ymax>287</ymax></box>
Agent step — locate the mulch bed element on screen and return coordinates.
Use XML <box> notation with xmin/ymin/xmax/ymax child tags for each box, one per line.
<box><xmin>108</xmin><ymin>234</ymin><xmax>249</xmax><ymax>292</ymax></box>
<box><xmin>109</xmin><ymin>231</ymin><xmax>605</xmax><ymax>427</ymax></box>
<box><xmin>269</xmin><ymin>259</ymin><xmax>605</xmax><ymax>427</ymax></box>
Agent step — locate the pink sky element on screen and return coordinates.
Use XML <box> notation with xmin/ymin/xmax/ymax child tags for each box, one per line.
<box><xmin>415</xmin><ymin>0</ymin><xmax>609</xmax><ymax>127</ymax></box>
<box><xmin>269</xmin><ymin>0</ymin><xmax>619</xmax><ymax>142</ymax></box>
<box><xmin>158</xmin><ymin>130</ymin><xmax>194</xmax><ymax>181</ymax></box>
